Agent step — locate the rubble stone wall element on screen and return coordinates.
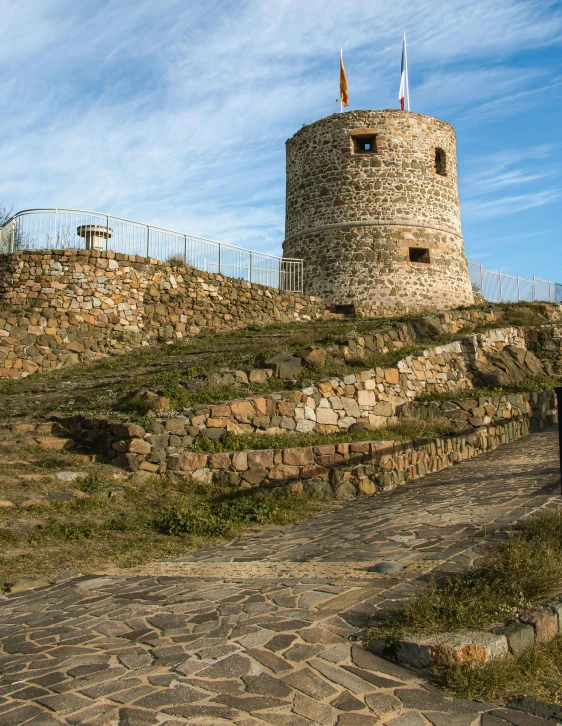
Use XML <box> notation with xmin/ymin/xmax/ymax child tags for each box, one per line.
<box><xmin>67</xmin><ymin>327</ymin><xmax>534</xmax><ymax>466</ymax></box>
<box><xmin>51</xmin><ymin>391</ymin><xmax>556</xmax><ymax>493</ymax></box>
<box><xmin>46</xmin><ymin>326</ymin><xmax>561</xmax><ymax>478</ymax></box>
<box><xmin>0</xmin><ymin>249</ymin><xmax>328</xmax><ymax>378</ymax></box>
<box><xmin>283</xmin><ymin>110</ymin><xmax>474</xmax><ymax>314</ymax></box>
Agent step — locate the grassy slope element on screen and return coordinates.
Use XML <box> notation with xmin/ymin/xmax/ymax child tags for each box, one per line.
<box><xmin>0</xmin><ymin>301</ymin><xmax>554</xmax><ymax>421</ymax></box>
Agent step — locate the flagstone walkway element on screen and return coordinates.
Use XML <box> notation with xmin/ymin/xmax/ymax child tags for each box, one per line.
<box><xmin>0</xmin><ymin>429</ymin><xmax>560</xmax><ymax>726</ymax></box>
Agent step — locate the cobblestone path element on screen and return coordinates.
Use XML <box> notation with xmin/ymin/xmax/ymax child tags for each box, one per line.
<box><xmin>0</xmin><ymin>430</ymin><xmax>560</xmax><ymax>726</ymax></box>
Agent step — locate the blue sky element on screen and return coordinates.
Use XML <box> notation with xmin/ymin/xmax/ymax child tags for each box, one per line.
<box><xmin>0</xmin><ymin>0</ymin><xmax>561</xmax><ymax>280</ymax></box>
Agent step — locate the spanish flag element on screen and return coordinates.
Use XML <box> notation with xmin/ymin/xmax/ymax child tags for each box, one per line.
<box><xmin>340</xmin><ymin>50</ymin><xmax>349</xmax><ymax>109</ymax></box>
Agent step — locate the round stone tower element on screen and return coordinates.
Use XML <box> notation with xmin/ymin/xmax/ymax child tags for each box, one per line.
<box><xmin>283</xmin><ymin>110</ymin><xmax>474</xmax><ymax>315</ymax></box>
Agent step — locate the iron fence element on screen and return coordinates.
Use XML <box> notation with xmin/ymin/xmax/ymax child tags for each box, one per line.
<box><xmin>0</xmin><ymin>209</ymin><xmax>559</xmax><ymax>304</ymax></box>
<box><xmin>467</xmin><ymin>261</ymin><xmax>561</xmax><ymax>304</ymax></box>
<box><xmin>0</xmin><ymin>208</ymin><xmax>303</xmax><ymax>293</ymax></box>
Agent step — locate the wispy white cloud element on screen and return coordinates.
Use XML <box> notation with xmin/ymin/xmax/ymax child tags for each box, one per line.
<box><xmin>0</xmin><ymin>0</ymin><xmax>560</xmax><ymax>258</ymax></box>
<box><xmin>463</xmin><ymin>189</ymin><xmax>561</xmax><ymax>222</ymax></box>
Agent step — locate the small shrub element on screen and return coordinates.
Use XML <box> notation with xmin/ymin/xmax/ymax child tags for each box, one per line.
<box><xmin>38</xmin><ymin>522</ymin><xmax>96</xmax><ymax>541</ymax></box>
<box><xmin>120</xmin><ymin>395</ymin><xmax>155</xmax><ymax>416</ymax></box>
<box><xmin>155</xmin><ymin>489</ymin><xmax>318</xmax><ymax>537</ymax></box>
<box><xmin>77</xmin><ymin>473</ymin><xmax>107</xmax><ymax>493</ymax></box>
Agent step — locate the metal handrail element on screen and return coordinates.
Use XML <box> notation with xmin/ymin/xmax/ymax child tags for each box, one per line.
<box><xmin>467</xmin><ymin>260</ymin><xmax>561</xmax><ymax>304</ymax></box>
<box><xmin>0</xmin><ymin>207</ymin><xmax>304</xmax><ymax>293</ymax></box>
<box><xmin>0</xmin><ymin>207</ymin><xmax>301</xmax><ymax>261</ymax></box>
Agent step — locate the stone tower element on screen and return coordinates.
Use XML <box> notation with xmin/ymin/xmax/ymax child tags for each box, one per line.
<box><xmin>283</xmin><ymin>110</ymin><xmax>474</xmax><ymax>315</ymax></box>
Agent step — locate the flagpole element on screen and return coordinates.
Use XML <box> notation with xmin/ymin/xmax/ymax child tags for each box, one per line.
<box><xmin>340</xmin><ymin>49</ymin><xmax>343</xmax><ymax>113</ymax></box>
<box><xmin>404</xmin><ymin>32</ymin><xmax>410</xmax><ymax>111</ymax></box>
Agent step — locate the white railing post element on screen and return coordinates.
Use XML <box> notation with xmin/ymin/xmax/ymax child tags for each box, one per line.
<box><xmin>10</xmin><ymin>219</ymin><xmax>15</xmax><ymax>253</ymax></box>
<box><xmin>146</xmin><ymin>226</ymin><xmax>150</xmax><ymax>259</ymax></box>
<box><xmin>498</xmin><ymin>271</ymin><xmax>503</xmax><ymax>302</ymax></box>
<box><xmin>517</xmin><ymin>275</ymin><xmax>520</xmax><ymax>302</ymax></box>
<box><xmin>249</xmin><ymin>251</ymin><xmax>253</xmax><ymax>284</ymax></box>
<box><xmin>533</xmin><ymin>276</ymin><xmax>536</xmax><ymax>301</ymax></box>
<box><xmin>53</xmin><ymin>208</ymin><xmax>58</xmax><ymax>249</ymax></box>
<box><xmin>183</xmin><ymin>235</ymin><xmax>187</xmax><ymax>264</ymax></box>
<box><xmin>105</xmin><ymin>215</ymin><xmax>110</xmax><ymax>252</ymax></box>
<box><xmin>479</xmin><ymin>262</ymin><xmax>483</xmax><ymax>296</ymax></box>
<box><xmin>218</xmin><ymin>243</ymin><xmax>221</xmax><ymax>275</ymax></box>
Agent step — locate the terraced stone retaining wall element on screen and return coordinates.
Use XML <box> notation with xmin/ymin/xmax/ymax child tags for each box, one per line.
<box><xmin>526</xmin><ymin>325</ymin><xmax>562</xmax><ymax>376</ymax></box>
<box><xmin>0</xmin><ymin>250</ymin><xmax>328</xmax><ymax>378</ymax></box>
<box><xmin>61</xmin><ymin>327</ymin><xmax>535</xmax><ymax>449</ymax></box>
<box><xmin>52</xmin><ymin>391</ymin><xmax>556</xmax><ymax>491</ymax></box>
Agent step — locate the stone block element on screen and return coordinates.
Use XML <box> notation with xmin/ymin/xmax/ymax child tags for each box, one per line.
<box><xmin>519</xmin><ymin>610</ymin><xmax>559</xmax><ymax>644</ymax></box>
<box><xmin>300</xmin><ymin>465</ymin><xmax>330</xmax><ymax>480</ymax></box>
<box><xmin>549</xmin><ymin>601</ymin><xmax>562</xmax><ymax>631</ymax></box>
<box><xmin>230</xmin><ymin>400</ymin><xmax>256</xmax><ymax>420</ymax></box>
<box><xmin>110</xmin><ymin>422</ymin><xmax>146</xmax><ymax>439</ymax></box>
<box><xmin>242</xmin><ymin>468</ymin><xmax>268</xmax><ymax>485</ymax></box>
<box><xmin>249</xmin><ymin>369</ymin><xmax>268</xmax><ymax>383</ymax></box>
<box><xmin>165</xmin><ymin>418</ymin><xmax>188</xmax><ymax>434</ymax></box>
<box><xmin>231</xmin><ymin>451</ymin><xmax>248</xmax><ymax>471</ymax></box>
<box><xmin>36</xmin><ymin>437</ymin><xmax>75</xmax><ymax>451</ymax></box>
<box><xmin>316</xmin><ymin>408</ymin><xmax>338</xmax><ymax>425</ymax></box>
<box><xmin>283</xmin><ymin>447</ymin><xmax>314</xmax><ymax>466</ymax></box>
<box><xmin>500</xmin><ymin>622</ymin><xmax>535</xmax><ymax>657</ymax></box>
<box><xmin>192</xmin><ymin>468</ymin><xmax>213</xmax><ymax>484</ymax></box>
<box><xmin>395</xmin><ymin>631</ymin><xmax>508</xmax><ymax>668</ymax></box>
<box><xmin>128</xmin><ymin>438</ymin><xmax>151</xmax><ymax>454</ymax></box>
<box><xmin>179</xmin><ymin>453</ymin><xmax>208</xmax><ymax>471</ymax></box>
<box><xmin>358</xmin><ymin>390</ymin><xmax>377</xmax><ymax>406</ymax></box>
<box><xmin>385</xmin><ymin>368</ymin><xmax>399</xmax><ymax>384</ymax></box>
<box><xmin>268</xmin><ymin>464</ymin><xmax>300</xmax><ymax>481</ymax></box>
<box><xmin>138</xmin><ymin>461</ymin><xmax>159</xmax><ymax>473</ymax></box>
<box><xmin>247</xmin><ymin>450</ymin><xmax>274</xmax><ymax>469</ymax></box>
<box><xmin>208</xmin><ymin>453</ymin><xmax>232</xmax><ymax>469</ymax></box>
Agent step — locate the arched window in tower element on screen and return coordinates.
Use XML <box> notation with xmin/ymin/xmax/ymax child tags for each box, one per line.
<box><xmin>435</xmin><ymin>148</ymin><xmax>447</xmax><ymax>176</ymax></box>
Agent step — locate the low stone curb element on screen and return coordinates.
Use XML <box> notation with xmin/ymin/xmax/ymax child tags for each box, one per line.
<box><xmin>368</xmin><ymin>601</ymin><xmax>562</xmax><ymax>670</ymax></box>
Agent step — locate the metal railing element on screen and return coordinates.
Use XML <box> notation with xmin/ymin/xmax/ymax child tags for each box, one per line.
<box><xmin>0</xmin><ymin>208</ymin><xmax>303</xmax><ymax>293</ymax></box>
<box><xmin>468</xmin><ymin>261</ymin><xmax>562</xmax><ymax>304</ymax></box>
<box><xmin>0</xmin><ymin>209</ymin><xmax>559</xmax><ymax>304</ymax></box>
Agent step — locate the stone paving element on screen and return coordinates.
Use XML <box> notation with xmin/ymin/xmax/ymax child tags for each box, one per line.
<box><xmin>0</xmin><ymin>429</ymin><xmax>560</xmax><ymax>726</ymax></box>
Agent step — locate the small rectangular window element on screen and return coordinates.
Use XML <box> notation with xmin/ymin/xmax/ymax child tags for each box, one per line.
<box><xmin>353</xmin><ymin>134</ymin><xmax>377</xmax><ymax>154</ymax></box>
<box><xmin>435</xmin><ymin>148</ymin><xmax>447</xmax><ymax>176</ymax></box>
<box><xmin>409</xmin><ymin>248</ymin><xmax>430</xmax><ymax>264</ymax></box>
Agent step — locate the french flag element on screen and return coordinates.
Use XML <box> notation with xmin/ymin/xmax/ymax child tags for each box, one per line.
<box><xmin>399</xmin><ymin>33</ymin><xmax>409</xmax><ymax>110</ymax></box>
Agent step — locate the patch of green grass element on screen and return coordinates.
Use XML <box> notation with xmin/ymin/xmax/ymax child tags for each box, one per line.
<box><xmin>0</xmin><ymin>471</ymin><xmax>328</xmax><ymax>589</ymax></box>
<box><xmin>367</xmin><ymin>509</ymin><xmax>562</xmax><ymax>646</ymax></box>
<box><xmin>155</xmin><ymin>487</ymin><xmax>323</xmax><ymax>538</ymax></box>
<box><xmin>187</xmin><ymin>416</ymin><xmax>462</xmax><ymax>453</ymax></box>
<box><xmin>433</xmin><ymin>635</ymin><xmax>562</xmax><ymax>706</ymax></box>
<box><xmin>76</xmin><ymin>473</ymin><xmax>108</xmax><ymax>493</ymax></box>
<box><xmin>419</xmin><ymin>374</ymin><xmax>562</xmax><ymax>402</ymax></box>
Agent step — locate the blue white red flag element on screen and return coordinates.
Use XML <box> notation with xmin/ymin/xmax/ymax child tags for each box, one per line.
<box><xmin>399</xmin><ymin>34</ymin><xmax>408</xmax><ymax>110</ymax></box>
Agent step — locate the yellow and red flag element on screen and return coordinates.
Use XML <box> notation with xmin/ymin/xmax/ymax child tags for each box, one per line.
<box><xmin>340</xmin><ymin>50</ymin><xmax>349</xmax><ymax>109</ymax></box>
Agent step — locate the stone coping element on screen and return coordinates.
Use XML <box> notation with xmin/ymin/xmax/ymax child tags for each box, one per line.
<box><xmin>368</xmin><ymin>599</ymin><xmax>562</xmax><ymax>670</ymax></box>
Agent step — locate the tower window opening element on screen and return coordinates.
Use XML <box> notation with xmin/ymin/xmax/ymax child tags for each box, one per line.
<box><xmin>435</xmin><ymin>148</ymin><xmax>447</xmax><ymax>176</ymax></box>
<box><xmin>353</xmin><ymin>134</ymin><xmax>377</xmax><ymax>154</ymax></box>
<box><xmin>409</xmin><ymin>247</ymin><xmax>431</xmax><ymax>264</ymax></box>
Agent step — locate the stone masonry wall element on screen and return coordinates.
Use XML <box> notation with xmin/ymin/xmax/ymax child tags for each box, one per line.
<box><xmin>78</xmin><ymin>327</ymin><xmax>536</xmax><ymax>468</ymax></box>
<box><xmin>51</xmin><ymin>391</ymin><xmax>556</xmax><ymax>495</ymax></box>
<box><xmin>283</xmin><ymin>110</ymin><xmax>474</xmax><ymax>314</ymax></box>
<box><xmin>46</xmin><ymin>325</ymin><xmax>560</xmax><ymax>479</ymax></box>
<box><xmin>0</xmin><ymin>250</ymin><xmax>328</xmax><ymax>378</ymax></box>
<box><xmin>526</xmin><ymin>325</ymin><xmax>562</xmax><ymax>376</ymax></box>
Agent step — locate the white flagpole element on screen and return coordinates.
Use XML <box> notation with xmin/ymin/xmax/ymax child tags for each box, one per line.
<box><xmin>404</xmin><ymin>32</ymin><xmax>410</xmax><ymax>111</ymax></box>
<box><xmin>340</xmin><ymin>49</ymin><xmax>343</xmax><ymax>113</ymax></box>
